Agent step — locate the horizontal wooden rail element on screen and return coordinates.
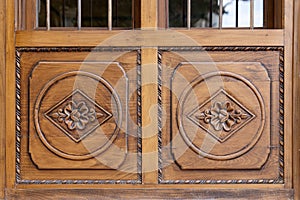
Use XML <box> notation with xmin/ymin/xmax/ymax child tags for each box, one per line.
<box><xmin>6</xmin><ymin>188</ymin><xmax>293</xmax><ymax>199</ymax></box>
<box><xmin>16</xmin><ymin>29</ymin><xmax>284</xmax><ymax>47</ymax></box>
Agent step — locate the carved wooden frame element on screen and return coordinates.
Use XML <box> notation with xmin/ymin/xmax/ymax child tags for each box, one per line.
<box><xmin>15</xmin><ymin>47</ymin><xmax>142</xmax><ymax>184</ymax></box>
<box><xmin>157</xmin><ymin>46</ymin><xmax>285</xmax><ymax>184</ymax></box>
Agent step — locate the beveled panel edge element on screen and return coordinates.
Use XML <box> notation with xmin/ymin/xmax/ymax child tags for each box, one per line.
<box><xmin>15</xmin><ymin>47</ymin><xmax>142</xmax><ymax>184</ymax></box>
<box><xmin>157</xmin><ymin>46</ymin><xmax>284</xmax><ymax>184</ymax></box>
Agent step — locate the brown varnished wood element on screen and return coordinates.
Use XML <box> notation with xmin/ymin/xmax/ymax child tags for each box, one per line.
<box><xmin>156</xmin><ymin>0</ymin><xmax>282</xmax><ymax>29</ymax></box>
<box><xmin>141</xmin><ymin>48</ymin><xmax>158</xmax><ymax>184</ymax></box>
<box><xmin>264</xmin><ymin>0</ymin><xmax>274</xmax><ymax>28</ymax></box>
<box><xmin>133</xmin><ymin>0</ymin><xmax>141</xmax><ymax>28</ymax></box>
<box><xmin>293</xmin><ymin>0</ymin><xmax>300</xmax><ymax>199</ymax></box>
<box><xmin>4</xmin><ymin>0</ymin><xmax>296</xmax><ymax>199</ymax></box>
<box><xmin>158</xmin><ymin>0</ymin><xmax>168</xmax><ymax>28</ymax></box>
<box><xmin>15</xmin><ymin>30</ymin><xmax>284</xmax><ymax>47</ymax></box>
<box><xmin>140</xmin><ymin>0</ymin><xmax>158</xmax><ymax>184</ymax></box>
<box><xmin>141</xmin><ymin>0</ymin><xmax>157</xmax><ymax>29</ymax></box>
<box><xmin>19</xmin><ymin>0</ymin><xmax>284</xmax><ymax>30</ymax></box>
<box><xmin>17</xmin><ymin>48</ymin><xmax>141</xmax><ymax>183</ymax></box>
<box><xmin>284</xmin><ymin>0</ymin><xmax>294</xmax><ymax>189</ymax></box>
<box><xmin>159</xmin><ymin>48</ymin><xmax>282</xmax><ymax>183</ymax></box>
<box><xmin>0</xmin><ymin>0</ymin><xmax>5</xmax><ymax>198</ymax></box>
<box><xmin>274</xmin><ymin>0</ymin><xmax>283</xmax><ymax>29</ymax></box>
<box><xmin>5</xmin><ymin>188</ymin><xmax>294</xmax><ymax>200</ymax></box>
<box><xmin>5</xmin><ymin>0</ymin><xmax>16</xmax><ymax>192</ymax></box>
<box><xmin>264</xmin><ymin>0</ymin><xmax>283</xmax><ymax>28</ymax></box>
<box><xmin>25</xmin><ymin>0</ymin><xmax>36</xmax><ymax>30</ymax></box>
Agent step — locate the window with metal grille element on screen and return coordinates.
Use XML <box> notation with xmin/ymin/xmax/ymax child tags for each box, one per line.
<box><xmin>18</xmin><ymin>0</ymin><xmax>281</xmax><ymax>30</ymax></box>
<box><xmin>166</xmin><ymin>0</ymin><xmax>281</xmax><ymax>29</ymax></box>
<box><xmin>37</xmin><ymin>0</ymin><xmax>133</xmax><ymax>30</ymax></box>
<box><xmin>168</xmin><ymin>0</ymin><xmax>263</xmax><ymax>28</ymax></box>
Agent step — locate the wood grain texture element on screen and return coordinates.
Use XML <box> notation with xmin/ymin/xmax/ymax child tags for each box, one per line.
<box><xmin>159</xmin><ymin>47</ymin><xmax>283</xmax><ymax>183</ymax></box>
<box><xmin>6</xmin><ymin>188</ymin><xmax>294</xmax><ymax>200</ymax></box>
<box><xmin>264</xmin><ymin>0</ymin><xmax>274</xmax><ymax>28</ymax></box>
<box><xmin>141</xmin><ymin>48</ymin><xmax>158</xmax><ymax>184</ymax></box>
<box><xmin>264</xmin><ymin>0</ymin><xmax>283</xmax><ymax>28</ymax></box>
<box><xmin>30</xmin><ymin>66</ymin><xmax>126</xmax><ymax>168</ymax></box>
<box><xmin>158</xmin><ymin>0</ymin><xmax>168</xmax><ymax>28</ymax></box>
<box><xmin>293</xmin><ymin>0</ymin><xmax>300</xmax><ymax>199</ymax></box>
<box><xmin>172</xmin><ymin>65</ymin><xmax>269</xmax><ymax>168</ymax></box>
<box><xmin>0</xmin><ymin>0</ymin><xmax>5</xmax><ymax>198</ymax></box>
<box><xmin>11</xmin><ymin>183</ymin><xmax>286</xmax><ymax>189</ymax></box>
<box><xmin>9</xmin><ymin>1</ymin><xmax>295</xmax><ymax>200</ymax></box>
<box><xmin>16</xmin><ymin>48</ymin><xmax>141</xmax><ymax>184</ymax></box>
<box><xmin>15</xmin><ymin>30</ymin><xmax>284</xmax><ymax>47</ymax></box>
<box><xmin>284</xmin><ymin>0</ymin><xmax>294</xmax><ymax>189</ymax></box>
<box><xmin>5</xmin><ymin>0</ymin><xmax>16</xmax><ymax>191</ymax></box>
<box><xmin>141</xmin><ymin>0</ymin><xmax>157</xmax><ymax>28</ymax></box>
<box><xmin>140</xmin><ymin>0</ymin><xmax>157</xmax><ymax>184</ymax></box>
<box><xmin>25</xmin><ymin>0</ymin><xmax>36</xmax><ymax>30</ymax></box>
<box><xmin>274</xmin><ymin>0</ymin><xmax>283</xmax><ymax>28</ymax></box>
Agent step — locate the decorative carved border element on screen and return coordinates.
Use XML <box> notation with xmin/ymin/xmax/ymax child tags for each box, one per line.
<box><xmin>157</xmin><ymin>46</ymin><xmax>284</xmax><ymax>184</ymax></box>
<box><xmin>136</xmin><ymin>49</ymin><xmax>142</xmax><ymax>183</ymax></box>
<box><xmin>15</xmin><ymin>50</ymin><xmax>21</xmax><ymax>182</ymax></box>
<box><xmin>15</xmin><ymin>47</ymin><xmax>142</xmax><ymax>184</ymax></box>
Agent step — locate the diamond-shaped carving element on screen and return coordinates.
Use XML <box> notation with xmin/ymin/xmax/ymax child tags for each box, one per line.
<box><xmin>45</xmin><ymin>89</ymin><xmax>112</xmax><ymax>143</ymax></box>
<box><xmin>187</xmin><ymin>89</ymin><xmax>255</xmax><ymax>143</ymax></box>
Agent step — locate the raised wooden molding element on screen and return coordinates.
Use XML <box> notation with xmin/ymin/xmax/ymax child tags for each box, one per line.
<box><xmin>179</xmin><ymin>72</ymin><xmax>265</xmax><ymax>162</ymax></box>
<box><xmin>158</xmin><ymin>46</ymin><xmax>284</xmax><ymax>184</ymax></box>
<box><xmin>15</xmin><ymin>47</ymin><xmax>142</xmax><ymax>184</ymax></box>
<box><xmin>44</xmin><ymin>89</ymin><xmax>113</xmax><ymax>143</ymax></box>
<box><xmin>191</xmin><ymin>89</ymin><xmax>256</xmax><ymax>143</ymax></box>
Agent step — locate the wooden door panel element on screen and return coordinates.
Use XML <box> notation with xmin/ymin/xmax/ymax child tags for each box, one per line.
<box><xmin>172</xmin><ymin>63</ymin><xmax>270</xmax><ymax>169</ymax></box>
<box><xmin>159</xmin><ymin>47</ymin><xmax>283</xmax><ymax>183</ymax></box>
<box><xmin>17</xmin><ymin>47</ymin><xmax>142</xmax><ymax>183</ymax></box>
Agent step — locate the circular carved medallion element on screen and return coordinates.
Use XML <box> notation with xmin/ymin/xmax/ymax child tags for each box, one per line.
<box><xmin>177</xmin><ymin>71</ymin><xmax>265</xmax><ymax>160</ymax></box>
<box><xmin>34</xmin><ymin>71</ymin><xmax>122</xmax><ymax>160</ymax></box>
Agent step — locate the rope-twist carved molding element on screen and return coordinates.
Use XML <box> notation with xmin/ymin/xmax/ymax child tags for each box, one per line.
<box><xmin>157</xmin><ymin>46</ymin><xmax>284</xmax><ymax>184</ymax></box>
<box><xmin>15</xmin><ymin>47</ymin><xmax>142</xmax><ymax>184</ymax></box>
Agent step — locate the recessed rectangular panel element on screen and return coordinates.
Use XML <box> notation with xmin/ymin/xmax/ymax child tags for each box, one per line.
<box><xmin>16</xmin><ymin>47</ymin><xmax>141</xmax><ymax>184</ymax></box>
<box><xmin>158</xmin><ymin>47</ymin><xmax>283</xmax><ymax>184</ymax></box>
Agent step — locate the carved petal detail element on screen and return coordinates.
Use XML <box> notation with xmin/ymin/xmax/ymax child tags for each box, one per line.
<box><xmin>189</xmin><ymin>89</ymin><xmax>256</xmax><ymax>143</ymax></box>
<box><xmin>51</xmin><ymin>100</ymin><xmax>102</xmax><ymax>131</ymax></box>
<box><xmin>196</xmin><ymin>101</ymin><xmax>250</xmax><ymax>132</ymax></box>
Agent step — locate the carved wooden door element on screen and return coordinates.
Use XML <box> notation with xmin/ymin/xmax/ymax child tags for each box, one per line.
<box><xmin>5</xmin><ymin>0</ymin><xmax>295</xmax><ymax>199</ymax></box>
